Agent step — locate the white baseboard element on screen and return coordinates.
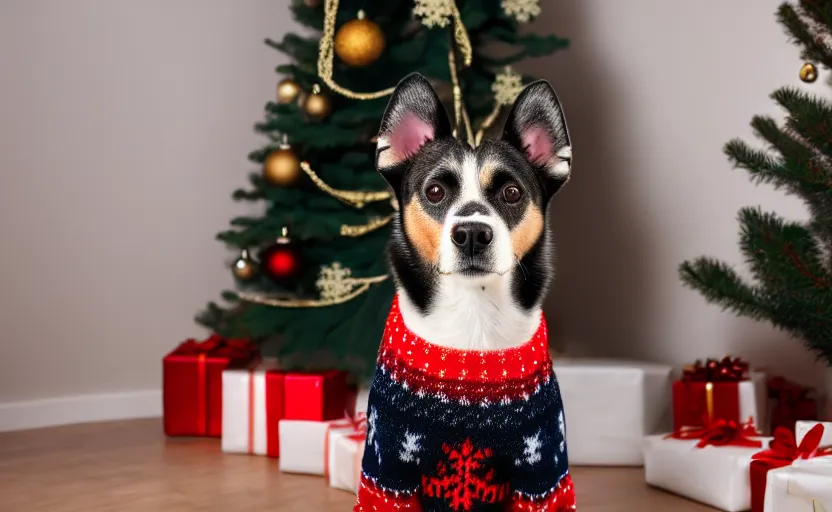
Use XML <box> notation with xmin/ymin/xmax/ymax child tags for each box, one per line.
<box><xmin>0</xmin><ymin>390</ymin><xmax>162</xmax><ymax>433</ymax></box>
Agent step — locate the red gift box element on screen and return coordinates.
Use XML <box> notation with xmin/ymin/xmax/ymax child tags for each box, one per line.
<box><xmin>284</xmin><ymin>370</ymin><xmax>347</xmax><ymax>421</ymax></box>
<box><xmin>672</xmin><ymin>357</ymin><xmax>750</xmax><ymax>430</ymax></box>
<box><xmin>749</xmin><ymin>423</ymin><xmax>832</xmax><ymax>512</ymax></box>
<box><xmin>163</xmin><ymin>335</ymin><xmax>258</xmax><ymax>437</ymax></box>
<box><xmin>767</xmin><ymin>376</ymin><xmax>817</xmax><ymax>434</ymax></box>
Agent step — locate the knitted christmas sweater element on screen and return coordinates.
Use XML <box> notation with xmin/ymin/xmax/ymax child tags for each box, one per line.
<box><xmin>355</xmin><ymin>296</ymin><xmax>576</xmax><ymax>512</ymax></box>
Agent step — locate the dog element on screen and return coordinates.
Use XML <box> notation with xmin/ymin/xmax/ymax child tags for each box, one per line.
<box><xmin>354</xmin><ymin>73</ymin><xmax>575</xmax><ymax>512</ymax></box>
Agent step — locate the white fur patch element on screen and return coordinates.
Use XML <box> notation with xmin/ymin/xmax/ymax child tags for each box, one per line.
<box><xmin>398</xmin><ymin>276</ymin><xmax>541</xmax><ymax>350</ymax></box>
<box><xmin>556</xmin><ymin>145</ymin><xmax>572</xmax><ymax>160</ymax></box>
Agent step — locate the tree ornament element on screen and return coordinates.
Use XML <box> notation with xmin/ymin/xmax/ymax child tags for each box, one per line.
<box><xmin>301</xmin><ymin>84</ymin><xmax>333</xmax><ymax>121</ymax></box>
<box><xmin>316</xmin><ymin>262</ymin><xmax>354</xmax><ymax>300</ymax></box>
<box><xmin>492</xmin><ymin>67</ymin><xmax>524</xmax><ymax>106</ymax></box>
<box><xmin>262</xmin><ymin>136</ymin><xmax>302</xmax><ymax>187</ymax></box>
<box><xmin>276</xmin><ymin>78</ymin><xmax>302</xmax><ymax>104</ymax></box>
<box><xmin>413</xmin><ymin>0</ymin><xmax>453</xmax><ymax>28</ymax></box>
<box><xmin>334</xmin><ymin>10</ymin><xmax>385</xmax><ymax>68</ymax></box>
<box><xmin>232</xmin><ymin>248</ymin><xmax>257</xmax><ymax>280</ymax></box>
<box><xmin>799</xmin><ymin>62</ymin><xmax>818</xmax><ymax>83</ymax></box>
<box><xmin>303</xmin><ymin>0</ymin><xmax>321</xmax><ymax>7</ymax></box>
<box><xmin>502</xmin><ymin>0</ymin><xmax>541</xmax><ymax>23</ymax></box>
<box><xmin>259</xmin><ymin>227</ymin><xmax>301</xmax><ymax>285</ymax></box>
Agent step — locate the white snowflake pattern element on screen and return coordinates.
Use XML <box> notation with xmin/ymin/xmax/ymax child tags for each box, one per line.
<box><xmin>367</xmin><ymin>407</ymin><xmax>378</xmax><ymax>447</ymax></box>
<box><xmin>413</xmin><ymin>0</ymin><xmax>453</xmax><ymax>28</ymax></box>
<box><xmin>399</xmin><ymin>430</ymin><xmax>423</xmax><ymax>463</ymax></box>
<box><xmin>315</xmin><ymin>262</ymin><xmax>353</xmax><ymax>300</ymax></box>
<box><xmin>517</xmin><ymin>430</ymin><xmax>542</xmax><ymax>465</ymax></box>
<box><xmin>501</xmin><ymin>0</ymin><xmax>541</xmax><ymax>23</ymax></box>
<box><xmin>492</xmin><ymin>68</ymin><xmax>524</xmax><ymax>106</ymax></box>
<box><xmin>558</xmin><ymin>410</ymin><xmax>567</xmax><ymax>452</ymax></box>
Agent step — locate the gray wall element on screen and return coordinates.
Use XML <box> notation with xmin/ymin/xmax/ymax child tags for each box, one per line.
<box><xmin>0</xmin><ymin>0</ymin><xmax>827</xmax><ymax>410</ymax></box>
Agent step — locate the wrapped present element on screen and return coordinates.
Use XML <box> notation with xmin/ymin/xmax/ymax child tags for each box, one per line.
<box><xmin>672</xmin><ymin>357</ymin><xmax>768</xmax><ymax>434</ymax></box>
<box><xmin>768</xmin><ymin>377</ymin><xmax>817</xmax><ymax>434</ymax></box>
<box><xmin>163</xmin><ymin>335</ymin><xmax>258</xmax><ymax>437</ymax></box>
<box><xmin>221</xmin><ymin>361</ymin><xmax>285</xmax><ymax>457</ymax></box>
<box><xmin>763</xmin><ymin>457</ymin><xmax>832</xmax><ymax>511</ymax></box>
<box><xmin>644</xmin><ymin>421</ymin><xmax>770</xmax><ymax>512</ymax></box>
<box><xmin>278</xmin><ymin>417</ymin><xmax>359</xmax><ymax>475</ymax></box>
<box><xmin>327</xmin><ymin>414</ymin><xmax>367</xmax><ymax>493</ymax></box>
<box><xmin>751</xmin><ymin>424</ymin><xmax>832</xmax><ymax>512</ymax></box>
<box><xmin>553</xmin><ymin>359</ymin><xmax>673</xmax><ymax>465</ymax></box>
<box><xmin>284</xmin><ymin>371</ymin><xmax>348</xmax><ymax>421</ymax></box>
<box><xmin>796</xmin><ymin>421</ymin><xmax>832</xmax><ymax>447</ymax></box>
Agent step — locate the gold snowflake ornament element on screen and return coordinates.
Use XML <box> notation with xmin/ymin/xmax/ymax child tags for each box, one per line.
<box><xmin>492</xmin><ymin>68</ymin><xmax>524</xmax><ymax>106</ymax></box>
<box><xmin>502</xmin><ymin>0</ymin><xmax>541</xmax><ymax>23</ymax></box>
<box><xmin>316</xmin><ymin>262</ymin><xmax>354</xmax><ymax>300</ymax></box>
<box><xmin>414</xmin><ymin>0</ymin><xmax>453</xmax><ymax>28</ymax></box>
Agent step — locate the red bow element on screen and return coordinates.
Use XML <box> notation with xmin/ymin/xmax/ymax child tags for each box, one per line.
<box><xmin>177</xmin><ymin>334</ymin><xmax>225</xmax><ymax>355</ymax></box>
<box><xmin>752</xmin><ymin>424</ymin><xmax>831</xmax><ymax>466</ymax></box>
<box><xmin>176</xmin><ymin>335</ymin><xmax>256</xmax><ymax>359</ymax></box>
<box><xmin>683</xmin><ymin>356</ymin><xmax>749</xmax><ymax>382</ymax></box>
<box><xmin>666</xmin><ymin>417</ymin><xmax>762</xmax><ymax>449</ymax></box>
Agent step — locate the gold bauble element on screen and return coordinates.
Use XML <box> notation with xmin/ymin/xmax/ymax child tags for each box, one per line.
<box><xmin>263</xmin><ymin>146</ymin><xmax>302</xmax><ymax>187</ymax></box>
<box><xmin>800</xmin><ymin>62</ymin><xmax>818</xmax><ymax>83</ymax></box>
<box><xmin>302</xmin><ymin>90</ymin><xmax>333</xmax><ymax>121</ymax></box>
<box><xmin>277</xmin><ymin>78</ymin><xmax>302</xmax><ymax>104</ymax></box>
<box><xmin>334</xmin><ymin>14</ymin><xmax>385</xmax><ymax>68</ymax></box>
<box><xmin>232</xmin><ymin>249</ymin><xmax>257</xmax><ymax>280</ymax></box>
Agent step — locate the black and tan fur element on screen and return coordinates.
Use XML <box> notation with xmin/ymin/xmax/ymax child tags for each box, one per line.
<box><xmin>376</xmin><ymin>73</ymin><xmax>572</xmax><ymax>350</ymax></box>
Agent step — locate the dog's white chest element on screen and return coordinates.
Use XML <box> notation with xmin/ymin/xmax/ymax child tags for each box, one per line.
<box><xmin>397</xmin><ymin>277</ymin><xmax>540</xmax><ymax>351</ymax></box>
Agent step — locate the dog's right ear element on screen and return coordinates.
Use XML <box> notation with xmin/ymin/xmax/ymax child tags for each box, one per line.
<box><xmin>376</xmin><ymin>73</ymin><xmax>452</xmax><ymax>192</ymax></box>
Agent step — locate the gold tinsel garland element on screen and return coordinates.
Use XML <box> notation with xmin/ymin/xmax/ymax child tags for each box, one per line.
<box><xmin>340</xmin><ymin>215</ymin><xmax>393</xmax><ymax>237</ymax></box>
<box><xmin>300</xmin><ymin>161</ymin><xmax>391</xmax><ymax>208</ymax></box>
<box><xmin>238</xmin><ymin>274</ymin><xmax>389</xmax><ymax>308</ymax></box>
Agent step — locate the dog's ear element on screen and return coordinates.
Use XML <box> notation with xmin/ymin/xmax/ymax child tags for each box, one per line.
<box><xmin>502</xmin><ymin>80</ymin><xmax>572</xmax><ymax>199</ymax></box>
<box><xmin>376</xmin><ymin>73</ymin><xmax>452</xmax><ymax>192</ymax></box>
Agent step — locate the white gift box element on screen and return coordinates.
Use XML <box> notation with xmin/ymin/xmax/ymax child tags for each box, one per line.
<box><xmin>643</xmin><ymin>434</ymin><xmax>772</xmax><ymax>512</ymax></box>
<box><xmin>796</xmin><ymin>421</ymin><xmax>832</xmax><ymax>447</ymax></box>
<box><xmin>553</xmin><ymin>359</ymin><xmax>673</xmax><ymax>465</ymax></box>
<box><xmin>763</xmin><ymin>457</ymin><xmax>832</xmax><ymax>511</ymax></box>
<box><xmin>328</xmin><ymin>428</ymin><xmax>365</xmax><ymax>493</ymax></box>
<box><xmin>221</xmin><ymin>361</ymin><xmax>284</xmax><ymax>457</ymax></box>
<box><xmin>278</xmin><ymin>418</ymin><xmax>356</xmax><ymax>475</ymax></box>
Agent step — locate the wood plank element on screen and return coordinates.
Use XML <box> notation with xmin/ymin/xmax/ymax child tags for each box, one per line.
<box><xmin>0</xmin><ymin>419</ymin><xmax>716</xmax><ymax>511</ymax></box>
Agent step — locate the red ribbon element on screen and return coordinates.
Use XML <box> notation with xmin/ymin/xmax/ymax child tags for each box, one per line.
<box><xmin>752</xmin><ymin>424</ymin><xmax>831</xmax><ymax>465</ymax></box>
<box><xmin>666</xmin><ymin>417</ymin><xmax>762</xmax><ymax>448</ymax></box>
<box><xmin>683</xmin><ymin>356</ymin><xmax>749</xmax><ymax>382</ymax></box>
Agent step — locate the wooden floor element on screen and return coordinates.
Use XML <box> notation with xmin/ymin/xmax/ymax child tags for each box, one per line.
<box><xmin>0</xmin><ymin>419</ymin><xmax>716</xmax><ymax>511</ymax></box>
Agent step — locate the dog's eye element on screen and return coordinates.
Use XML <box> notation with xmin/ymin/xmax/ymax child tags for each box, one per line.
<box><xmin>502</xmin><ymin>184</ymin><xmax>522</xmax><ymax>204</ymax></box>
<box><xmin>425</xmin><ymin>184</ymin><xmax>445</xmax><ymax>203</ymax></box>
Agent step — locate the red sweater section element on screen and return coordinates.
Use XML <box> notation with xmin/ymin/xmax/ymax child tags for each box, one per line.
<box><xmin>378</xmin><ymin>296</ymin><xmax>552</xmax><ymax>403</ymax></box>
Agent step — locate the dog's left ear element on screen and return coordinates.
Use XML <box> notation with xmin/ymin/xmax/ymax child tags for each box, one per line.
<box><xmin>502</xmin><ymin>80</ymin><xmax>572</xmax><ymax>199</ymax></box>
<box><xmin>376</xmin><ymin>73</ymin><xmax>452</xmax><ymax>193</ymax></box>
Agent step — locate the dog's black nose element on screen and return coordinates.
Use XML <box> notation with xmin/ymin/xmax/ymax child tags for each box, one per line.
<box><xmin>451</xmin><ymin>223</ymin><xmax>493</xmax><ymax>255</ymax></box>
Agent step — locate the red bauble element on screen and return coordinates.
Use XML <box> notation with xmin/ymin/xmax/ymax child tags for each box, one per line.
<box><xmin>259</xmin><ymin>229</ymin><xmax>301</xmax><ymax>284</ymax></box>
<box><xmin>267</xmin><ymin>248</ymin><xmax>298</xmax><ymax>277</ymax></box>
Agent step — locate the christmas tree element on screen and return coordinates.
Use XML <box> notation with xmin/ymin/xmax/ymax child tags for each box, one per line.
<box><xmin>679</xmin><ymin>1</ymin><xmax>832</xmax><ymax>367</ymax></box>
<box><xmin>197</xmin><ymin>0</ymin><xmax>568</xmax><ymax>382</ymax></box>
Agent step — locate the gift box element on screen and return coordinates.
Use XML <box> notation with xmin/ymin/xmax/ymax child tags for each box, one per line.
<box><xmin>672</xmin><ymin>357</ymin><xmax>768</xmax><ymax>434</ymax></box>
<box><xmin>221</xmin><ymin>361</ymin><xmax>285</xmax><ymax>457</ymax></box>
<box><xmin>750</xmin><ymin>424</ymin><xmax>832</xmax><ymax>512</ymax></box>
<box><xmin>163</xmin><ymin>335</ymin><xmax>258</xmax><ymax>437</ymax></box>
<box><xmin>768</xmin><ymin>377</ymin><xmax>817</xmax><ymax>434</ymax></box>
<box><xmin>763</xmin><ymin>457</ymin><xmax>832</xmax><ymax>511</ymax></box>
<box><xmin>328</xmin><ymin>415</ymin><xmax>367</xmax><ymax>493</ymax></box>
<box><xmin>284</xmin><ymin>371</ymin><xmax>348</xmax><ymax>421</ymax></box>
<box><xmin>644</xmin><ymin>423</ymin><xmax>771</xmax><ymax>512</ymax></box>
<box><xmin>796</xmin><ymin>421</ymin><xmax>832</xmax><ymax>447</ymax></box>
<box><xmin>278</xmin><ymin>417</ymin><xmax>358</xmax><ymax>475</ymax></box>
<box><xmin>553</xmin><ymin>359</ymin><xmax>673</xmax><ymax>465</ymax></box>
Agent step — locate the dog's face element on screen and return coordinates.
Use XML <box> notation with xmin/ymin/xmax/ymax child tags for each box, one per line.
<box><xmin>376</xmin><ymin>73</ymin><xmax>571</xmax><ymax>314</ymax></box>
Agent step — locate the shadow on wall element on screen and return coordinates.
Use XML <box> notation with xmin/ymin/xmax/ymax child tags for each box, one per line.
<box><xmin>521</xmin><ymin>2</ymin><xmax>660</xmax><ymax>359</ymax></box>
